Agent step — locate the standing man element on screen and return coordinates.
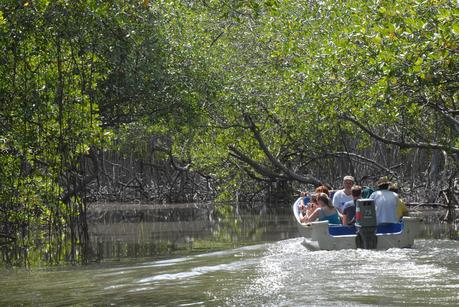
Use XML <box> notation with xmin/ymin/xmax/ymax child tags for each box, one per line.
<box><xmin>332</xmin><ymin>175</ymin><xmax>354</xmax><ymax>213</ymax></box>
<box><xmin>370</xmin><ymin>176</ymin><xmax>399</xmax><ymax>224</ymax></box>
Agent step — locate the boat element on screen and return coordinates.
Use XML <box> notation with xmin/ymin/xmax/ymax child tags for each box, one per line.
<box><xmin>292</xmin><ymin>197</ymin><xmax>423</xmax><ymax>250</ymax></box>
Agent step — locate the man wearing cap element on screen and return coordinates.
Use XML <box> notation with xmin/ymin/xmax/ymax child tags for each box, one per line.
<box><xmin>369</xmin><ymin>176</ymin><xmax>399</xmax><ymax>224</ymax></box>
<box><xmin>332</xmin><ymin>176</ymin><xmax>354</xmax><ymax>213</ymax></box>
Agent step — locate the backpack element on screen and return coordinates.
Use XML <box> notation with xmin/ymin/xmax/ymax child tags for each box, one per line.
<box><xmin>362</xmin><ymin>186</ymin><xmax>374</xmax><ymax>198</ymax></box>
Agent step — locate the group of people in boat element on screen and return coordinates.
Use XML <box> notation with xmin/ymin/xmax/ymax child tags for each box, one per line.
<box><xmin>298</xmin><ymin>175</ymin><xmax>409</xmax><ymax>225</ymax></box>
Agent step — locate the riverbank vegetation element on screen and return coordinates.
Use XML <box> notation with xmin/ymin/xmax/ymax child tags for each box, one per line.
<box><xmin>1</xmin><ymin>0</ymin><xmax>458</xmax><ymax>265</ymax></box>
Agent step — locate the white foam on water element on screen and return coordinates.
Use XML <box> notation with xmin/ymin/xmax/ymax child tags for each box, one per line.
<box><xmin>220</xmin><ymin>238</ymin><xmax>459</xmax><ymax>306</ymax></box>
<box><xmin>137</xmin><ymin>258</ymin><xmax>259</xmax><ymax>284</ymax></box>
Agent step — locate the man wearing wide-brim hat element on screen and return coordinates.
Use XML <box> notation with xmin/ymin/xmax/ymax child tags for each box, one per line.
<box><xmin>369</xmin><ymin>176</ymin><xmax>399</xmax><ymax>224</ymax></box>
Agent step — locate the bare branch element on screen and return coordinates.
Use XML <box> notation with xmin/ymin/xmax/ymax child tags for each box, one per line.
<box><xmin>228</xmin><ymin>145</ymin><xmax>287</xmax><ymax>180</ymax></box>
<box><xmin>340</xmin><ymin>114</ymin><xmax>459</xmax><ymax>154</ymax></box>
<box><xmin>243</xmin><ymin>114</ymin><xmax>322</xmax><ymax>185</ymax></box>
<box><xmin>421</xmin><ymin>94</ymin><xmax>459</xmax><ymax>131</ymax></box>
<box><xmin>229</xmin><ymin>159</ymin><xmax>275</xmax><ymax>182</ymax></box>
<box><xmin>309</xmin><ymin>151</ymin><xmax>397</xmax><ymax>176</ymax></box>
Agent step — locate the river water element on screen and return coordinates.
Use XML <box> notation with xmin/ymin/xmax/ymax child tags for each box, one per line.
<box><xmin>1</xmin><ymin>203</ymin><xmax>458</xmax><ymax>306</ymax></box>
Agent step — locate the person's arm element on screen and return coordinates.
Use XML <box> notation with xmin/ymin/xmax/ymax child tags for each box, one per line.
<box><xmin>299</xmin><ymin>194</ymin><xmax>308</xmax><ymax>212</ymax></box>
<box><xmin>299</xmin><ymin>200</ymin><xmax>308</xmax><ymax>222</ymax></box>
<box><xmin>369</xmin><ymin>191</ymin><xmax>376</xmax><ymax>199</ymax></box>
<box><xmin>305</xmin><ymin>208</ymin><xmax>321</xmax><ymax>222</ymax></box>
<box><xmin>299</xmin><ymin>192</ymin><xmax>310</xmax><ymax>211</ymax></box>
<box><xmin>397</xmin><ymin>198</ymin><xmax>409</xmax><ymax>219</ymax></box>
<box><xmin>300</xmin><ymin>208</ymin><xmax>311</xmax><ymax>223</ymax></box>
<box><xmin>399</xmin><ymin>197</ymin><xmax>409</xmax><ymax>216</ymax></box>
<box><xmin>338</xmin><ymin>209</ymin><xmax>344</xmax><ymax>218</ymax></box>
<box><xmin>342</xmin><ymin>212</ymin><xmax>348</xmax><ymax>225</ymax></box>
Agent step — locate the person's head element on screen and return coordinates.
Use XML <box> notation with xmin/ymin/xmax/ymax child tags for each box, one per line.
<box><xmin>351</xmin><ymin>185</ymin><xmax>362</xmax><ymax>200</ymax></box>
<box><xmin>343</xmin><ymin>175</ymin><xmax>354</xmax><ymax>190</ymax></box>
<box><xmin>376</xmin><ymin>176</ymin><xmax>390</xmax><ymax>190</ymax></box>
<box><xmin>307</xmin><ymin>193</ymin><xmax>319</xmax><ymax>209</ymax></box>
<box><xmin>315</xmin><ymin>185</ymin><xmax>330</xmax><ymax>196</ymax></box>
<box><xmin>317</xmin><ymin>192</ymin><xmax>333</xmax><ymax>209</ymax></box>
<box><xmin>310</xmin><ymin>193</ymin><xmax>318</xmax><ymax>204</ymax></box>
<box><xmin>389</xmin><ymin>182</ymin><xmax>399</xmax><ymax>193</ymax></box>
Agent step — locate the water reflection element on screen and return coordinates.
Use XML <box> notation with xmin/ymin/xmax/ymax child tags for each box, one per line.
<box><xmin>86</xmin><ymin>203</ymin><xmax>458</xmax><ymax>262</ymax></box>
<box><xmin>1</xmin><ymin>201</ymin><xmax>458</xmax><ymax>307</ymax></box>
<box><xmin>87</xmin><ymin>202</ymin><xmax>298</xmax><ymax>261</ymax></box>
<box><xmin>1</xmin><ymin>200</ymin><xmax>459</xmax><ymax>306</ymax></box>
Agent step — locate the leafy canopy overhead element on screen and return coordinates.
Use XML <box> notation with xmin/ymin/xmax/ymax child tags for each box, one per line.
<box><xmin>149</xmin><ymin>0</ymin><xmax>458</xmax><ymax>192</ymax></box>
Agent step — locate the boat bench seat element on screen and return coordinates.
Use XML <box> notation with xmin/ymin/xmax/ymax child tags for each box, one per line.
<box><xmin>376</xmin><ymin>223</ymin><xmax>403</xmax><ymax>234</ymax></box>
<box><xmin>328</xmin><ymin>225</ymin><xmax>357</xmax><ymax>236</ymax></box>
<box><xmin>328</xmin><ymin>223</ymin><xmax>404</xmax><ymax>236</ymax></box>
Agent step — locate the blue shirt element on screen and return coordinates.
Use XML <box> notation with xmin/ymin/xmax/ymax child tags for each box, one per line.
<box><xmin>343</xmin><ymin>200</ymin><xmax>356</xmax><ymax>225</ymax></box>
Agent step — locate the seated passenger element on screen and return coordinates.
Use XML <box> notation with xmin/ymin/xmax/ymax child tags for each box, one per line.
<box><xmin>298</xmin><ymin>191</ymin><xmax>309</xmax><ymax>209</ymax></box>
<box><xmin>315</xmin><ymin>185</ymin><xmax>330</xmax><ymax>196</ymax></box>
<box><xmin>303</xmin><ymin>193</ymin><xmax>341</xmax><ymax>224</ymax></box>
<box><xmin>389</xmin><ymin>182</ymin><xmax>409</xmax><ymax>221</ymax></box>
<box><xmin>342</xmin><ymin>185</ymin><xmax>362</xmax><ymax>225</ymax></box>
<box><xmin>299</xmin><ymin>193</ymin><xmax>319</xmax><ymax>223</ymax></box>
<box><xmin>298</xmin><ymin>191</ymin><xmax>311</xmax><ymax>214</ymax></box>
<box><xmin>332</xmin><ymin>176</ymin><xmax>354</xmax><ymax>213</ymax></box>
<box><xmin>369</xmin><ymin>177</ymin><xmax>399</xmax><ymax>224</ymax></box>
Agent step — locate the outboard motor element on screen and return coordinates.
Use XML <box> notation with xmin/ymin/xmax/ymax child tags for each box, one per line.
<box><xmin>355</xmin><ymin>199</ymin><xmax>377</xmax><ymax>249</ymax></box>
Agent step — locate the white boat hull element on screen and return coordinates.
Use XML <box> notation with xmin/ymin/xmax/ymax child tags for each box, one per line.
<box><xmin>293</xmin><ymin>197</ymin><xmax>423</xmax><ymax>250</ymax></box>
<box><xmin>301</xmin><ymin>217</ymin><xmax>422</xmax><ymax>250</ymax></box>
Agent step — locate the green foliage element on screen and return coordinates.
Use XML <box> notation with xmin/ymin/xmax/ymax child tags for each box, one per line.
<box><xmin>1</xmin><ymin>0</ymin><xmax>458</xmax><ymax>265</ymax></box>
<box><xmin>0</xmin><ymin>0</ymin><xmax>181</xmax><ymax>266</ymax></box>
<box><xmin>157</xmin><ymin>0</ymin><xmax>459</xmax><ymax>191</ymax></box>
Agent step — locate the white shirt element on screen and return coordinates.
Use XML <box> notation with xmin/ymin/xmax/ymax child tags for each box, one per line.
<box><xmin>332</xmin><ymin>189</ymin><xmax>353</xmax><ymax>212</ymax></box>
<box><xmin>369</xmin><ymin>190</ymin><xmax>399</xmax><ymax>224</ymax></box>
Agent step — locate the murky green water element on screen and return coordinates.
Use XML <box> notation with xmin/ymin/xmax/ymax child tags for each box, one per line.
<box><xmin>1</xmin><ymin>204</ymin><xmax>458</xmax><ymax>306</ymax></box>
